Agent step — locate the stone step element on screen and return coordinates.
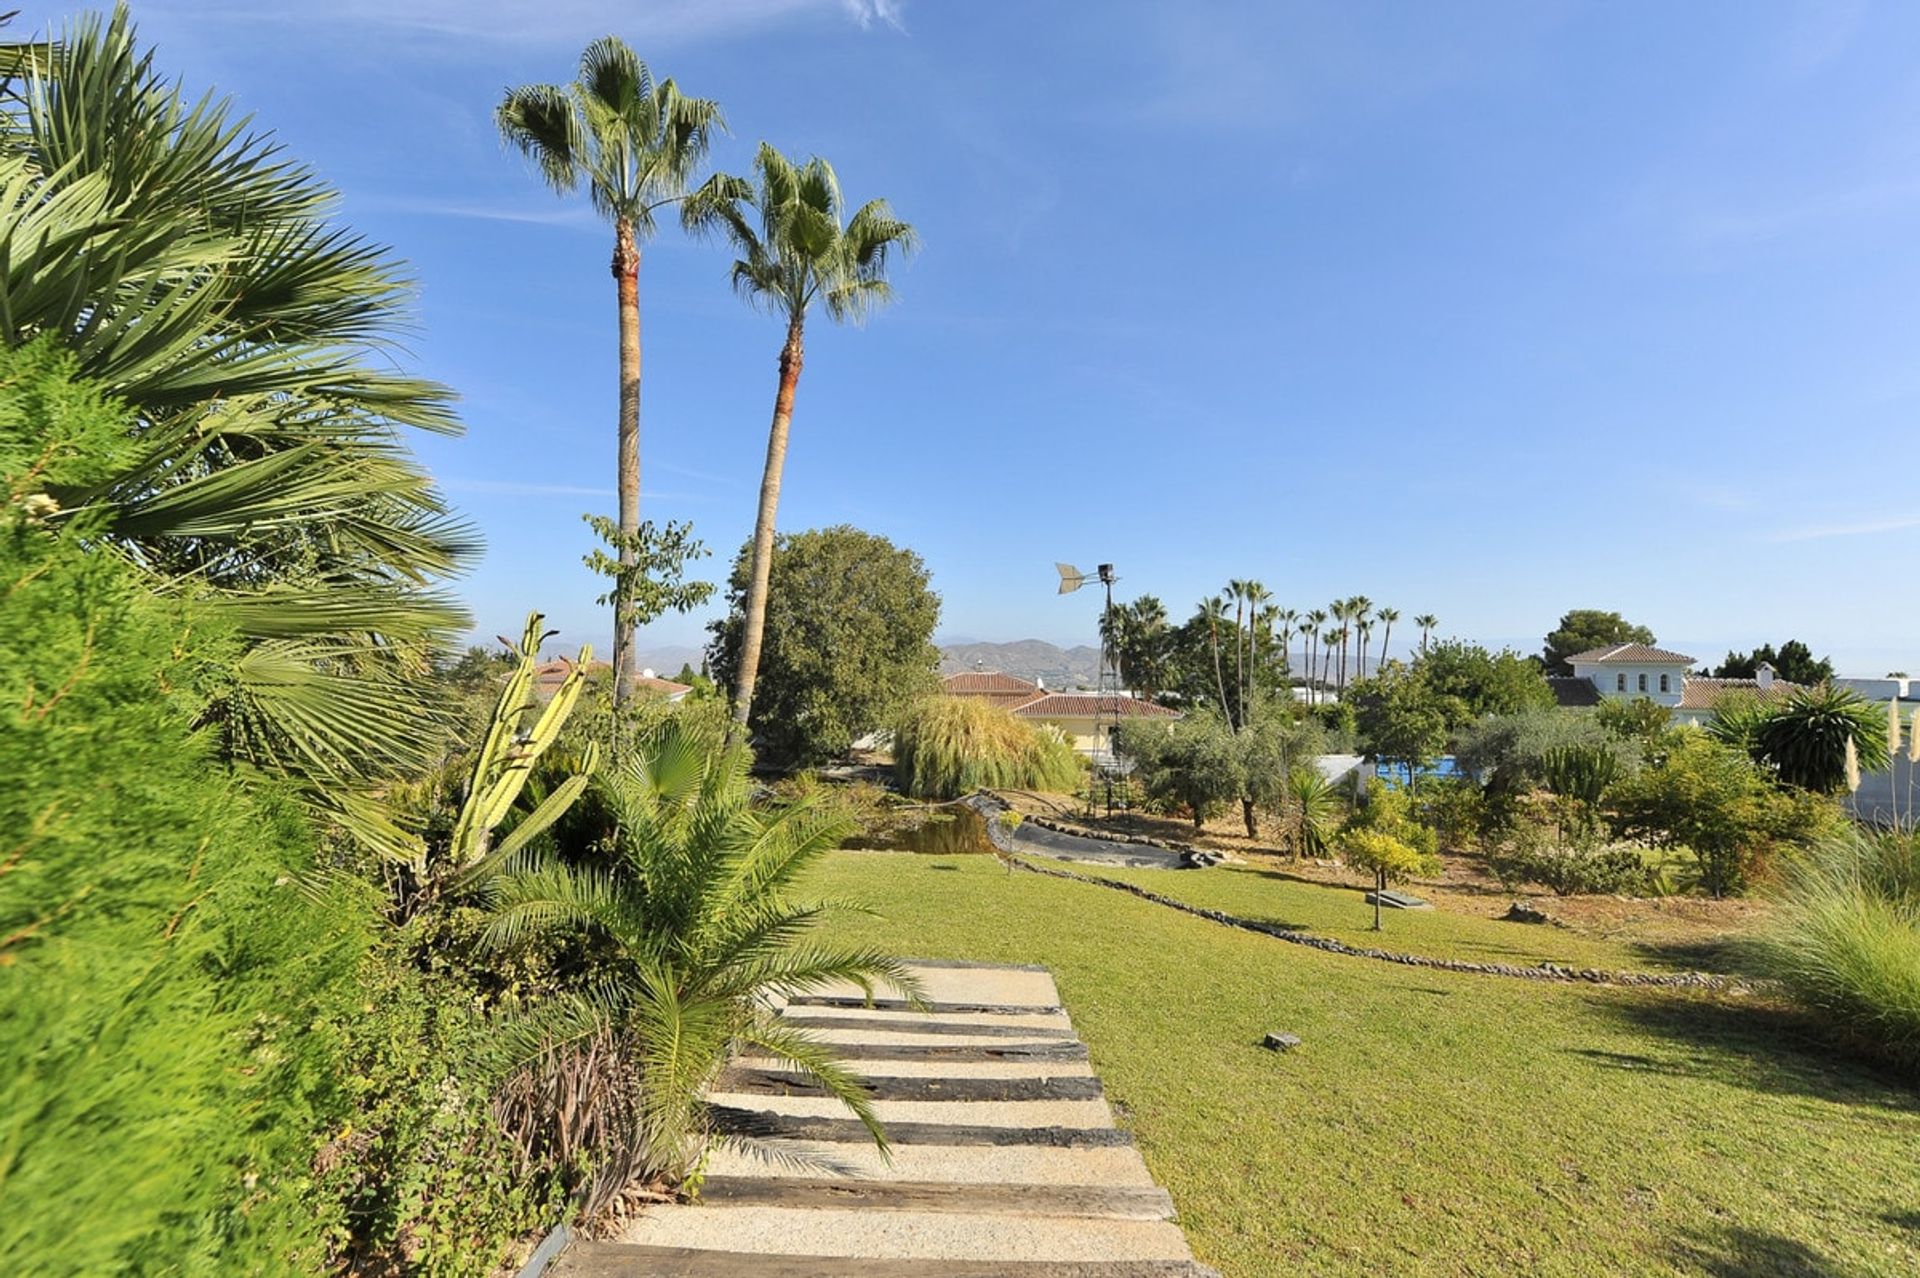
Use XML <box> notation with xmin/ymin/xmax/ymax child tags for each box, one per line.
<box><xmin>787</xmin><ymin>995</ymin><xmax>1065</xmax><ymax>1016</ymax></box>
<box><xmin>737</xmin><ymin>1043</ymin><xmax>1090</xmax><ymax>1074</ymax></box>
<box><xmin>747</xmin><ymin>1040</ymin><xmax>1089</xmax><ymax>1064</ymax></box>
<box><xmin>778</xmin><ymin>1014</ymin><xmax>1076</xmax><ymax>1039</ymax></box>
<box><xmin>703</xmin><ymin>1139</ymin><xmax>1158</xmax><ymax>1187</ymax></box>
<box><xmin>704</xmin><ymin>1091</ymin><xmax>1114</xmax><ymax>1130</ymax></box>
<box><xmin>710</xmin><ymin>1106</ymin><xmax>1135</xmax><ymax>1147</ymax></box>
<box><xmin>803</xmin><ymin>963</ymin><xmax>1062</xmax><ymax>1011</ymax></box>
<box><xmin>554</xmin><ymin>1245</ymin><xmax>1215</xmax><ymax>1277</ymax></box>
<box><xmin>695</xmin><ymin>1176</ymin><xmax>1175</xmax><ymax>1220</ymax></box>
<box><xmin>611</xmin><ymin>1206</ymin><xmax>1194</xmax><ymax>1263</ymax></box>
<box><xmin>714</xmin><ymin>1066</ymin><xmax>1103</xmax><ymax>1102</ymax></box>
<box><xmin>779</xmin><ymin>1005</ymin><xmax>1075</xmax><ymax>1032</ymax></box>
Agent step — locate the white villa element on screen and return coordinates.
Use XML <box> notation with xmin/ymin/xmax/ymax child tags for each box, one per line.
<box><xmin>1550</xmin><ymin>643</ymin><xmax>1799</xmax><ymax>726</ymax></box>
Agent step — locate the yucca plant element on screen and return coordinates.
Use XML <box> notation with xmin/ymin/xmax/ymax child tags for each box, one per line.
<box><xmin>1752</xmin><ymin>685</ymin><xmax>1890</xmax><ymax>794</ymax></box>
<box><xmin>1759</xmin><ymin>827</ymin><xmax>1920</xmax><ymax>1077</ymax></box>
<box><xmin>480</xmin><ymin>722</ymin><xmax>919</xmax><ymax>1214</ymax></box>
<box><xmin>891</xmin><ymin>695</ymin><xmax>1083</xmax><ymax>800</ymax></box>
<box><xmin>1282</xmin><ymin>766</ymin><xmax>1343</xmax><ymax>859</ymax></box>
<box><xmin>0</xmin><ymin>8</ymin><xmax>475</xmax><ymax>840</ymax></box>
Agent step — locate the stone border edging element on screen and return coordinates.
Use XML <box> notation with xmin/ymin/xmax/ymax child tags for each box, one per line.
<box><xmin>966</xmin><ymin>790</ymin><xmax>1756</xmax><ymax>992</ymax></box>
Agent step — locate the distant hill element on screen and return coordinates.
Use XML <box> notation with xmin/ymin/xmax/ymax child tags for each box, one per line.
<box><xmin>939</xmin><ymin>639</ymin><xmax>1101</xmax><ymax>688</ymax></box>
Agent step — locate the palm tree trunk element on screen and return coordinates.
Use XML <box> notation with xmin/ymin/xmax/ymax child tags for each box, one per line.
<box><xmin>611</xmin><ymin>219</ymin><xmax>642</xmax><ymax>707</ymax></box>
<box><xmin>1381</xmin><ymin>619</ymin><xmax>1393</xmax><ymax>668</ymax></box>
<box><xmin>729</xmin><ymin>316</ymin><xmax>806</xmax><ymax>741</ymax></box>
<box><xmin>1232</xmin><ymin>596</ymin><xmax>1245</xmax><ymax>731</ymax></box>
<box><xmin>1209</xmin><ymin>615</ymin><xmax>1229</xmax><ymax>719</ymax></box>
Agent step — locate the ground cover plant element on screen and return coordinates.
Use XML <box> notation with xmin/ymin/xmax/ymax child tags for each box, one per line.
<box><xmin>812</xmin><ymin>851</ymin><xmax>1920</xmax><ymax>1278</ymax></box>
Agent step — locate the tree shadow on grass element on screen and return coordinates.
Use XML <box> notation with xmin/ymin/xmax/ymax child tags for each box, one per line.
<box><xmin>1627</xmin><ymin>934</ymin><xmax>1767</xmax><ymax>977</ymax></box>
<box><xmin>1666</xmin><ymin>1225</ymin><xmax>1873</xmax><ymax>1278</ymax></box>
<box><xmin>1585</xmin><ymin>992</ymin><xmax>1919</xmax><ymax>1111</ymax></box>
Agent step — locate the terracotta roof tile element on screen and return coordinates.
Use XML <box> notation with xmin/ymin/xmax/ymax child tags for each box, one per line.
<box><xmin>1677</xmin><ymin>677</ymin><xmax>1801</xmax><ymax>710</ymax></box>
<box><xmin>1011</xmin><ymin>693</ymin><xmax>1180</xmax><ymax>719</ymax></box>
<box><xmin>941</xmin><ymin>671</ymin><xmax>1043</xmax><ymax>695</ymax></box>
<box><xmin>1565</xmin><ymin>643</ymin><xmax>1697</xmax><ymax>665</ymax></box>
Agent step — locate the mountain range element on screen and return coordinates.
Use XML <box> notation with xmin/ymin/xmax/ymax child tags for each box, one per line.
<box><xmin>938</xmin><ymin>639</ymin><xmax>1102</xmax><ymax>688</ymax></box>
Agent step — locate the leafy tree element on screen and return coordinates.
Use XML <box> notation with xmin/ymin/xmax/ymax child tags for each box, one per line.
<box><xmin>684</xmin><ymin>146</ymin><xmax>915</xmax><ymax>741</ymax></box>
<box><xmin>1607</xmin><ymin>734</ymin><xmax>1839</xmax><ymax>895</ymax></box>
<box><xmin>708</xmin><ymin>526</ymin><xmax>940</xmax><ymax>765</ymax></box>
<box><xmin>581</xmin><ymin>514</ymin><xmax>715</xmax><ymax>702</ymax></box>
<box><xmin>498</xmin><ymin>38</ymin><xmax>723</xmax><ymax>699</ymax></box>
<box><xmin>1115</xmin><ymin>710</ymin><xmax>1240</xmax><ymax>829</ymax></box>
<box><xmin>1338</xmin><ymin>829</ymin><xmax>1441</xmax><ymax>930</ymax></box>
<box><xmin>1348</xmin><ymin>664</ymin><xmax>1455</xmax><ymax>787</ymax></box>
<box><xmin>1542</xmin><ymin>609</ymin><xmax>1656</xmax><ymax>675</ymax></box>
<box><xmin>481</xmin><ymin>723</ymin><xmax>920</xmax><ymax>1198</ymax></box>
<box><xmin>1416</xmin><ymin>640</ymin><xmax>1556</xmax><ymax>722</ymax></box>
<box><xmin>0</xmin><ymin>13</ymin><xmax>474</xmax><ymax>835</ymax></box>
<box><xmin>1752</xmin><ymin>685</ymin><xmax>1890</xmax><ymax>793</ymax></box>
<box><xmin>1714</xmin><ymin>639</ymin><xmax>1835</xmax><ymax>686</ymax></box>
<box><xmin>1595</xmin><ymin>695</ymin><xmax>1674</xmax><ymax>747</ymax></box>
<box><xmin>1456</xmin><ymin>709</ymin><xmax>1627</xmax><ymax>800</ymax></box>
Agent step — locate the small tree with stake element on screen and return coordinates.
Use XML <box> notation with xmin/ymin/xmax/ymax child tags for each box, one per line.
<box><xmin>1339</xmin><ymin>828</ymin><xmax>1441</xmax><ymax>930</ymax></box>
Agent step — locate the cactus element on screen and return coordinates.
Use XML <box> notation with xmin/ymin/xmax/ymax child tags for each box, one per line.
<box><xmin>441</xmin><ymin>611</ymin><xmax>598</xmax><ymax>889</ymax></box>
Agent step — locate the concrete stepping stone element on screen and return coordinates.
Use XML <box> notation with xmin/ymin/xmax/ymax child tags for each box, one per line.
<box><xmin>702</xmin><ymin>1141</ymin><xmax>1159</xmax><ymax>1187</ymax></box>
<box><xmin>558</xmin><ymin>1249</ymin><xmax>1214</xmax><ymax>1277</ymax></box>
<box><xmin>552</xmin><ymin>961</ymin><xmax>1212</xmax><ymax>1278</ymax></box>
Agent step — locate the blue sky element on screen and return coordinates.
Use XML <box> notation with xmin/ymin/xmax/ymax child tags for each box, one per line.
<box><xmin>75</xmin><ymin>1</ymin><xmax>1920</xmax><ymax>673</ymax></box>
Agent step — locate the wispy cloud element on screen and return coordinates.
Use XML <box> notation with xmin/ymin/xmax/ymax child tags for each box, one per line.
<box><xmin>354</xmin><ymin>194</ymin><xmax>599</xmax><ymax>229</ymax></box>
<box><xmin>1769</xmin><ymin>513</ymin><xmax>1920</xmax><ymax>543</ymax></box>
<box><xmin>440</xmin><ymin>477</ymin><xmax>608</xmax><ymax>498</ymax></box>
<box><xmin>164</xmin><ymin>0</ymin><xmax>906</xmax><ymax>47</ymax></box>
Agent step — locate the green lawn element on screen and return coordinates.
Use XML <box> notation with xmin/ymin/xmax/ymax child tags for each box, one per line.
<box><xmin>1073</xmin><ymin>861</ymin><xmax>1723</xmax><ymax>974</ymax></box>
<box><xmin>811</xmin><ymin>852</ymin><xmax>1920</xmax><ymax>1278</ymax></box>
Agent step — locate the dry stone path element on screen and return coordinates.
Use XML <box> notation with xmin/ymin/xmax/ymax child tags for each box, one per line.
<box><xmin>552</xmin><ymin>960</ymin><xmax>1216</xmax><ymax>1277</ymax></box>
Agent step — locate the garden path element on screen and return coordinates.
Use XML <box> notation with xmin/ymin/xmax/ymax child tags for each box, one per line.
<box><xmin>550</xmin><ymin>960</ymin><xmax>1216</xmax><ymax>1277</ymax></box>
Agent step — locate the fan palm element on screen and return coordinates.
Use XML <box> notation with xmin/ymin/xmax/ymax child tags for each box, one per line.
<box><xmin>1303</xmin><ymin>608</ymin><xmax>1329</xmax><ymax>703</ymax></box>
<box><xmin>483</xmin><ymin>722</ymin><xmax>920</xmax><ymax>1193</ymax></box>
<box><xmin>1376</xmin><ymin>606</ymin><xmax>1400</xmax><ymax>670</ymax></box>
<box><xmin>684</xmin><ymin>144</ymin><xmax>915</xmax><ymax>741</ymax></box>
<box><xmin>497</xmin><ymin>38</ymin><xmax>723</xmax><ymax>701</ymax></box>
<box><xmin>1415</xmin><ymin>613</ymin><xmax>1438</xmax><ymax>658</ymax></box>
<box><xmin>0</xmin><ymin>10</ymin><xmax>475</xmax><ymax>836</ymax></box>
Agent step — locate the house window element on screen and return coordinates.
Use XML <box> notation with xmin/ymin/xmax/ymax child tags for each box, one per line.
<box><xmin>1616</xmin><ymin>673</ymin><xmax>1626</xmax><ymax>691</ymax></box>
<box><xmin>1638</xmin><ymin>673</ymin><xmax>1648</xmax><ymax>693</ymax></box>
<box><xmin>1659</xmin><ymin>674</ymin><xmax>1670</xmax><ymax>693</ymax></box>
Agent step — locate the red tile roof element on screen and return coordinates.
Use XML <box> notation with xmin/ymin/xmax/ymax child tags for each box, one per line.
<box><xmin>533</xmin><ymin>659</ymin><xmax>691</xmax><ymax>699</ymax></box>
<box><xmin>1677</xmin><ymin>677</ymin><xmax>1801</xmax><ymax>710</ymax></box>
<box><xmin>940</xmin><ymin>671</ymin><xmax>1045</xmax><ymax>708</ymax></box>
<box><xmin>1011</xmin><ymin>693</ymin><xmax>1180</xmax><ymax>719</ymax></box>
<box><xmin>1566</xmin><ymin>643</ymin><xmax>1697</xmax><ymax>665</ymax></box>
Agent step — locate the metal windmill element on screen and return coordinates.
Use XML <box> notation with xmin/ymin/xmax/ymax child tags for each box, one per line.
<box><xmin>1056</xmin><ymin>562</ymin><xmax>1123</xmax><ymax>815</ymax></box>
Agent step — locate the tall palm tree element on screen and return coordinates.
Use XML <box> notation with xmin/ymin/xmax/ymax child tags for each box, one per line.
<box><xmin>1304</xmin><ymin>608</ymin><xmax>1329</xmax><ymax>704</ymax></box>
<box><xmin>1225</xmin><ymin>579</ymin><xmax>1252</xmax><ymax>728</ymax></box>
<box><xmin>1321</xmin><ymin>628</ymin><xmax>1341</xmax><ymax>692</ymax></box>
<box><xmin>0</xmin><ymin>10</ymin><xmax>475</xmax><ymax>847</ymax></box>
<box><xmin>1347</xmin><ymin>595</ymin><xmax>1373</xmax><ymax>685</ymax></box>
<box><xmin>1243</xmin><ymin>581</ymin><xmax>1271</xmax><ymax>725</ymax></box>
<box><xmin>1415</xmin><ymin>613</ymin><xmax>1439</xmax><ymax>658</ymax></box>
<box><xmin>1276</xmin><ymin>608</ymin><xmax>1298</xmax><ymax>681</ymax></box>
<box><xmin>498</xmin><ymin>39</ymin><xmax>723</xmax><ymax>702</ymax></box>
<box><xmin>1197</xmin><ymin>595</ymin><xmax>1232</xmax><ymax>715</ymax></box>
<box><xmin>685</xmin><ymin>144</ymin><xmax>915</xmax><ymax>741</ymax></box>
<box><xmin>1376</xmin><ymin>607</ymin><xmax>1400</xmax><ymax>670</ymax></box>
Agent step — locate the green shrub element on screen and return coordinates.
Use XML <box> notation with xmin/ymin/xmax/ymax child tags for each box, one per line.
<box><xmin>1485</xmin><ymin>822</ymin><xmax>1658</xmax><ymax>896</ymax></box>
<box><xmin>1758</xmin><ymin>828</ymin><xmax>1920</xmax><ymax>1078</ymax></box>
<box><xmin>893</xmin><ymin>695</ymin><xmax>1083</xmax><ymax>800</ymax></box>
<box><xmin>1348</xmin><ymin>778</ymin><xmax>1440</xmax><ymax>859</ymax></box>
<box><xmin>0</xmin><ymin>524</ymin><xmax>371</xmax><ymax>1273</ymax></box>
